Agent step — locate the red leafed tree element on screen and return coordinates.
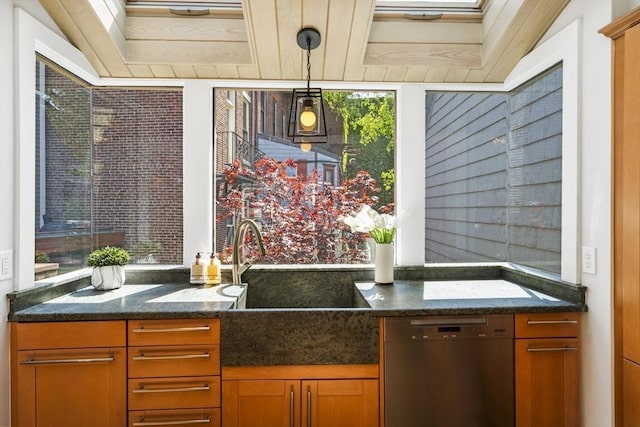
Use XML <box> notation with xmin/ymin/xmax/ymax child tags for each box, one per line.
<box><xmin>216</xmin><ymin>157</ymin><xmax>388</xmax><ymax>264</ymax></box>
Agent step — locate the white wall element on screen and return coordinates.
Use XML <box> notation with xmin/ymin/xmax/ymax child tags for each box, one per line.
<box><xmin>0</xmin><ymin>0</ymin><xmax>15</xmax><ymax>425</ymax></box>
<box><xmin>614</xmin><ymin>0</ymin><xmax>640</xmax><ymax>17</ymax></box>
<box><xmin>540</xmin><ymin>1</ymin><xmax>614</xmax><ymax>426</ymax></box>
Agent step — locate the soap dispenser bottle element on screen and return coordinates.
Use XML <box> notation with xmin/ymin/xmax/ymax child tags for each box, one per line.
<box><xmin>190</xmin><ymin>252</ymin><xmax>206</xmax><ymax>285</ymax></box>
<box><xmin>205</xmin><ymin>252</ymin><xmax>222</xmax><ymax>285</ymax></box>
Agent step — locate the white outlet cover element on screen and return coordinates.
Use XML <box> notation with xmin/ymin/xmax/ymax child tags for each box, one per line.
<box><xmin>0</xmin><ymin>250</ymin><xmax>12</xmax><ymax>280</ymax></box>
<box><xmin>582</xmin><ymin>246</ymin><xmax>596</xmax><ymax>275</ymax></box>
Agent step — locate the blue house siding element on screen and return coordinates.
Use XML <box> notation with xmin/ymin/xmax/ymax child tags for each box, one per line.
<box><xmin>425</xmin><ymin>65</ymin><xmax>562</xmax><ymax>273</ymax></box>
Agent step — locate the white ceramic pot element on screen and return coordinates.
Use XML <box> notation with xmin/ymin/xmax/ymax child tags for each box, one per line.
<box><xmin>91</xmin><ymin>265</ymin><xmax>126</xmax><ymax>290</ymax></box>
<box><xmin>374</xmin><ymin>243</ymin><xmax>394</xmax><ymax>284</ymax></box>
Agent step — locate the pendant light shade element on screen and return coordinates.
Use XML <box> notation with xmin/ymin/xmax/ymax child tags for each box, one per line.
<box><xmin>288</xmin><ymin>28</ymin><xmax>327</xmax><ymax>144</ymax></box>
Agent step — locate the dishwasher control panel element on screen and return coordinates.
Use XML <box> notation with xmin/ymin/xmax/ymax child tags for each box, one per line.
<box><xmin>384</xmin><ymin>314</ymin><xmax>514</xmax><ymax>341</ymax></box>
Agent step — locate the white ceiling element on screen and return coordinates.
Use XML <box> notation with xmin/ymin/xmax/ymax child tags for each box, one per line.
<box><xmin>38</xmin><ymin>0</ymin><xmax>569</xmax><ymax>83</ymax></box>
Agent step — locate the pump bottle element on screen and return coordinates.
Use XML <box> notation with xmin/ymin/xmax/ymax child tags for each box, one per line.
<box><xmin>190</xmin><ymin>252</ymin><xmax>206</xmax><ymax>284</ymax></box>
<box><xmin>206</xmin><ymin>253</ymin><xmax>222</xmax><ymax>285</ymax></box>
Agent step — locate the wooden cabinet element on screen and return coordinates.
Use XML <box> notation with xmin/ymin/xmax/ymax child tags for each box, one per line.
<box><xmin>10</xmin><ymin>321</ymin><xmax>127</xmax><ymax>427</ymax></box>
<box><xmin>601</xmin><ymin>8</ymin><xmax>640</xmax><ymax>426</ymax></box>
<box><xmin>515</xmin><ymin>312</ymin><xmax>580</xmax><ymax>427</ymax></box>
<box><xmin>127</xmin><ymin>318</ymin><xmax>221</xmax><ymax>427</ymax></box>
<box><xmin>222</xmin><ymin>365</ymin><xmax>379</xmax><ymax>427</ymax></box>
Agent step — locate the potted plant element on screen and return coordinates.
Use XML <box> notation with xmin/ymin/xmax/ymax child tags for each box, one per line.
<box><xmin>87</xmin><ymin>246</ymin><xmax>130</xmax><ymax>290</ymax></box>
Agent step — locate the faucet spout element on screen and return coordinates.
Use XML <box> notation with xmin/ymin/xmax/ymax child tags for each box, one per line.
<box><xmin>232</xmin><ymin>219</ymin><xmax>266</xmax><ymax>285</ymax></box>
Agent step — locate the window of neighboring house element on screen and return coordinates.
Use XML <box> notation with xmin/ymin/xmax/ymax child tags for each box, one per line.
<box><xmin>214</xmin><ymin>90</ymin><xmax>396</xmax><ymax>264</ymax></box>
<box><xmin>297</xmin><ymin>161</ymin><xmax>308</xmax><ymax>179</ymax></box>
<box><xmin>324</xmin><ymin>165</ymin><xmax>335</xmax><ymax>186</ymax></box>
<box><xmin>272</xmin><ymin>99</ymin><xmax>278</xmax><ymax>136</ymax></box>
<box><xmin>282</xmin><ymin>114</ymin><xmax>287</xmax><ymax>139</ymax></box>
<box><xmin>34</xmin><ymin>59</ymin><xmax>184</xmax><ymax>276</ymax></box>
<box><xmin>226</xmin><ymin>90</ymin><xmax>236</xmax><ymax>162</ymax></box>
<box><xmin>424</xmin><ymin>64</ymin><xmax>563</xmax><ymax>274</ymax></box>
<box><xmin>242</xmin><ymin>97</ymin><xmax>250</xmax><ymax>142</ymax></box>
<box><xmin>260</xmin><ymin>93</ymin><xmax>266</xmax><ymax>133</ymax></box>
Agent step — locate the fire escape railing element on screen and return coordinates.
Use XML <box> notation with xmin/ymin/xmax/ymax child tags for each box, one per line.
<box><xmin>217</xmin><ymin>131</ymin><xmax>265</xmax><ymax>168</ymax></box>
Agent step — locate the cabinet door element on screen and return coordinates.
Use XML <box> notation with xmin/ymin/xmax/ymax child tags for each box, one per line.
<box><xmin>303</xmin><ymin>379</ymin><xmax>379</xmax><ymax>427</ymax></box>
<box><xmin>222</xmin><ymin>379</ymin><xmax>301</xmax><ymax>427</ymax></box>
<box><xmin>15</xmin><ymin>347</ymin><xmax>126</xmax><ymax>427</ymax></box>
<box><xmin>623</xmin><ymin>358</ymin><xmax>640</xmax><ymax>427</ymax></box>
<box><xmin>515</xmin><ymin>338</ymin><xmax>579</xmax><ymax>427</ymax></box>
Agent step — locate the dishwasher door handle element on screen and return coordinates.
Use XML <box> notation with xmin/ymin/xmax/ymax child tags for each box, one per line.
<box><xmin>410</xmin><ymin>318</ymin><xmax>487</xmax><ymax>326</ymax></box>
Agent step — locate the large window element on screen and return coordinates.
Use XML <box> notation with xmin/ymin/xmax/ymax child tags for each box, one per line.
<box><xmin>425</xmin><ymin>64</ymin><xmax>562</xmax><ymax>273</ymax></box>
<box><xmin>214</xmin><ymin>90</ymin><xmax>396</xmax><ymax>264</ymax></box>
<box><xmin>34</xmin><ymin>59</ymin><xmax>184</xmax><ymax>275</ymax></box>
<box><xmin>32</xmin><ymin>58</ymin><xmax>563</xmax><ymax>276</ymax></box>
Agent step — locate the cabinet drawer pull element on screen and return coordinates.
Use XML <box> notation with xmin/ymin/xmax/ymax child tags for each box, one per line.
<box><xmin>290</xmin><ymin>387</ymin><xmax>295</xmax><ymax>427</ymax></box>
<box><xmin>307</xmin><ymin>387</ymin><xmax>312</xmax><ymax>427</ymax></box>
<box><xmin>527</xmin><ymin>346</ymin><xmax>578</xmax><ymax>352</ymax></box>
<box><xmin>133</xmin><ymin>418</ymin><xmax>211</xmax><ymax>426</ymax></box>
<box><xmin>132</xmin><ymin>385</ymin><xmax>211</xmax><ymax>394</ymax></box>
<box><xmin>21</xmin><ymin>355</ymin><xmax>114</xmax><ymax>365</ymax></box>
<box><xmin>526</xmin><ymin>320</ymin><xmax>578</xmax><ymax>325</ymax></box>
<box><xmin>132</xmin><ymin>326</ymin><xmax>211</xmax><ymax>333</ymax></box>
<box><xmin>132</xmin><ymin>353</ymin><xmax>210</xmax><ymax>361</ymax></box>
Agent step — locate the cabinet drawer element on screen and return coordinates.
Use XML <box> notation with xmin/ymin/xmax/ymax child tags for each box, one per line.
<box><xmin>128</xmin><ymin>345</ymin><xmax>220</xmax><ymax>378</ymax></box>
<box><xmin>14</xmin><ymin>321</ymin><xmax>126</xmax><ymax>350</ymax></box>
<box><xmin>129</xmin><ymin>376</ymin><xmax>221</xmax><ymax>410</ymax></box>
<box><xmin>515</xmin><ymin>313</ymin><xmax>580</xmax><ymax>338</ymax></box>
<box><xmin>128</xmin><ymin>319</ymin><xmax>220</xmax><ymax>346</ymax></box>
<box><xmin>129</xmin><ymin>408</ymin><xmax>220</xmax><ymax>427</ymax></box>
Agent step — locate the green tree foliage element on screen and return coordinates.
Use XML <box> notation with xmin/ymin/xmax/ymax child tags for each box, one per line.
<box><xmin>324</xmin><ymin>92</ymin><xmax>395</xmax><ymax>206</ymax></box>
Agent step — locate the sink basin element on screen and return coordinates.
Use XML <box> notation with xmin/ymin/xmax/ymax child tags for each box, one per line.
<box><xmin>229</xmin><ymin>282</ymin><xmax>370</xmax><ymax>310</ymax></box>
<box><xmin>219</xmin><ymin>278</ymin><xmax>376</xmax><ymax>366</ymax></box>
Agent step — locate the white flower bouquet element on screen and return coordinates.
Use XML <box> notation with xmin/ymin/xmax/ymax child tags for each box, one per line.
<box><xmin>340</xmin><ymin>204</ymin><xmax>397</xmax><ymax>244</ymax></box>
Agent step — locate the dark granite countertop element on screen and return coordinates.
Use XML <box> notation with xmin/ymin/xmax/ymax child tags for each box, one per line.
<box><xmin>8</xmin><ymin>283</ymin><xmax>241</xmax><ymax>322</ymax></box>
<box><xmin>354</xmin><ymin>279</ymin><xmax>585</xmax><ymax>316</ymax></box>
<box><xmin>7</xmin><ymin>265</ymin><xmax>586</xmax><ymax>322</ymax></box>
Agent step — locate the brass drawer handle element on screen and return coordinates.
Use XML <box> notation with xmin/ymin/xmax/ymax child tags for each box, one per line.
<box><xmin>132</xmin><ymin>418</ymin><xmax>211</xmax><ymax>426</ymax></box>
<box><xmin>132</xmin><ymin>326</ymin><xmax>211</xmax><ymax>333</ymax></box>
<box><xmin>307</xmin><ymin>387</ymin><xmax>312</xmax><ymax>427</ymax></box>
<box><xmin>132</xmin><ymin>353</ymin><xmax>210</xmax><ymax>361</ymax></box>
<box><xmin>527</xmin><ymin>346</ymin><xmax>578</xmax><ymax>352</ymax></box>
<box><xmin>290</xmin><ymin>387</ymin><xmax>295</xmax><ymax>427</ymax></box>
<box><xmin>133</xmin><ymin>385</ymin><xmax>210</xmax><ymax>394</ymax></box>
<box><xmin>526</xmin><ymin>320</ymin><xmax>578</xmax><ymax>325</ymax></box>
<box><xmin>21</xmin><ymin>355</ymin><xmax>114</xmax><ymax>365</ymax></box>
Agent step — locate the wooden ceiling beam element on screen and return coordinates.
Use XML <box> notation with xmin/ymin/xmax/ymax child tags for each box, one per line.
<box><xmin>364</xmin><ymin>43</ymin><xmax>483</xmax><ymax>68</ymax></box>
<box><xmin>126</xmin><ymin>40</ymin><xmax>252</xmax><ymax>64</ymax></box>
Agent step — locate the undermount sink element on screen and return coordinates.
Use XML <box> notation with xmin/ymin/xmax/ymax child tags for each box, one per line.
<box><xmin>222</xmin><ymin>281</ymin><xmax>370</xmax><ymax>310</ymax></box>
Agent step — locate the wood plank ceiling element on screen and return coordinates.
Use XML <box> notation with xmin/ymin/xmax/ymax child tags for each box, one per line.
<box><xmin>38</xmin><ymin>0</ymin><xmax>569</xmax><ymax>83</ymax></box>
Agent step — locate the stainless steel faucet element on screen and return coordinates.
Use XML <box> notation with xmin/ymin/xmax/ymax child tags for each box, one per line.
<box><xmin>231</xmin><ymin>218</ymin><xmax>266</xmax><ymax>285</ymax></box>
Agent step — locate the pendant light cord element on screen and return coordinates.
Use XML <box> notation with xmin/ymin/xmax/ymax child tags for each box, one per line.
<box><xmin>306</xmin><ymin>38</ymin><xmax>312</xmax><ymax>95</ymax></box>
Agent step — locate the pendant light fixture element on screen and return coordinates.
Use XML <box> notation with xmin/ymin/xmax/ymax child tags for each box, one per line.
<box><xmin>288</xmin><ymin>27</ymin><xmax>327</xmax><ymax>144</ymax></box>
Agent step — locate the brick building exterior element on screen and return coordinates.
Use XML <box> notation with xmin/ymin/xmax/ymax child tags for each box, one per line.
<box><xmin>36</xmin><ymin>62</ymin><xmax>184</xmax><ymax>266</ymax></box>
<box><xmin>91</xmin><ymin>87</ymin><xmax>183</xmax><ymax>264</ymax></box>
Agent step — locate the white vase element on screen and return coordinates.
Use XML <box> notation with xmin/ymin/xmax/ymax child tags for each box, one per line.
<box><xmin>375</xmin><ymin>243</ymin><xmax>394</xmax><ymax>284</ymax></box>
<box><xmin>91</xmin><ymin>266</ymin><xmax>126</xmax><ymax>290</ymax></box>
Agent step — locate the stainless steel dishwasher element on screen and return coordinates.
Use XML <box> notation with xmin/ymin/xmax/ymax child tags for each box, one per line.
<box><xmin>384</xmin><ymin>314</ymin><xmax>514</xmax><ymax>427</ymax></box>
